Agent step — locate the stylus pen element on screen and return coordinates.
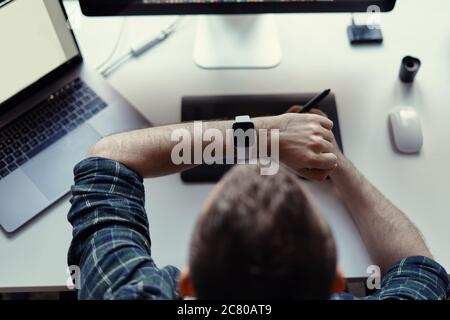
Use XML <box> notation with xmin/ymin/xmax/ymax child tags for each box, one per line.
<box><xmin>300</xmin><ymin>89</ymin><xmax>331</xmax><ymax>113</ymax></box>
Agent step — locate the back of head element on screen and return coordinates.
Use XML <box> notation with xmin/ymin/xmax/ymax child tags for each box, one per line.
<box><xmin>189</xmin><ymin>165</ymin><xmax>337</xmax><ymax>299</ymax></box>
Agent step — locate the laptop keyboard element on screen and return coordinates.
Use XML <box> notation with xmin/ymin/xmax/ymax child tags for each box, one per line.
<box><xmin>0</xmin><ymin>78</ymin><xmax>107</xmax><ymax>180</ymax></box>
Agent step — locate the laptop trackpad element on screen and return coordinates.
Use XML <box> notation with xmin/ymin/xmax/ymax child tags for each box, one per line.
<box><xmin>0</xmin><ymin>170</ymin><xmax>49</xmax><ymax>233</ymax></box>
<box><xmin>22</xmin><ymin>124</ymin><xmax>102</xmax><ymax>200</ymax></box>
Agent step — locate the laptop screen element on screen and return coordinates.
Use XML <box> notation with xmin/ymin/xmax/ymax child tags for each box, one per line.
<box><xmin>0</xmin><ymin>0</ymin><xmax>79</xmax><ymax>106</ymax></box>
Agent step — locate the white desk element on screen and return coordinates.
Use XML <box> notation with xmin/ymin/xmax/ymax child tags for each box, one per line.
<box><xmin>1</xmin><ymin>0</ymin><xmax>450</xmax><ymax>292</ymax></box>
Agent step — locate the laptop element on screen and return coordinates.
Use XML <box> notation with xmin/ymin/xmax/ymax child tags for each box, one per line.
<box><xmin>0</xmin><ymin>0</ymin><xmax>150</xmax><ymax>233</ymax></box>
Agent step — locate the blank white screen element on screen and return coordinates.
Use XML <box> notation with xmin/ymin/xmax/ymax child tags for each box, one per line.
<box><xmin>0</xmin><ymin>0</ymin><xmax>77</xmax><ymax>105</ymax></box>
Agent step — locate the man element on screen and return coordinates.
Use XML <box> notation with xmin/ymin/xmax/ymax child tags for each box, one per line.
<box><xmin>67</xmin><ymin>111</ymin><xmax>449</xmax><ymax>299</ymax></box>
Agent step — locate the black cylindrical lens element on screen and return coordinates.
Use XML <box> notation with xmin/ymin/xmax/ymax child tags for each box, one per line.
<box><xmin>399</xmin><ymin>56</ymin><xmax>421</xmax><ymax>83</ymax></box>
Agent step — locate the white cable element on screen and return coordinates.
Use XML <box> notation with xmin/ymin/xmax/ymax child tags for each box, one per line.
<box><xmin>96</xmin><ymin>19</ymin><xmax>127</xmax><ymax>72</ymax></box>
<box><xmin>99</xmin><ymin>17</ymin><xmax>184</xmax><ymax>78</ymax></box>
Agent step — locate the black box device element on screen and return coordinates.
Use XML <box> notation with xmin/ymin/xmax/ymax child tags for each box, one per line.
<box><xmin>347</xmin><ymin>24</ymin><xmax>383</xmax><ymax>45</ymax></box>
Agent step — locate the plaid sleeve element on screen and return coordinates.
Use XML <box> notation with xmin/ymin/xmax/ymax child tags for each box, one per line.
<box><xmin>333</xmin><ymin>256</ymin><xmax>449</xmax><ymax>300</ymax></box>
<box><xmin>67</xmin><ymin>157</ymin><xmax>180</xmax><ymax>300</ymax></box>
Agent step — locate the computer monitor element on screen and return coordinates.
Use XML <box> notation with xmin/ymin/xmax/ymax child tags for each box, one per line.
<box><xmin>80</xmin><ymin>0</ymin><xmax>396</xmax><ymax>68</ymax></box>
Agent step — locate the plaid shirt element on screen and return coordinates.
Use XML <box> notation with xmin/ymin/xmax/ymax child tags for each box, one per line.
<box><xmin>67</xmin><ymin>157</ymin><xmax>449</xmax><ymax>300</ymax></box>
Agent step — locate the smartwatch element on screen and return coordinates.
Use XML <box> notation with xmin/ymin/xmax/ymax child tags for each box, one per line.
<box><xmin>233</xmin><ymin>115</ymin><xmax>256</xmax><ymax>162</ymax></box>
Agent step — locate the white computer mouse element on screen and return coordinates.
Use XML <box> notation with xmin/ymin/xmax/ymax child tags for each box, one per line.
<box><xmin>389</xmin><ymin>106</ymin><xmax>423</xmax><ymax>154</ymax></box>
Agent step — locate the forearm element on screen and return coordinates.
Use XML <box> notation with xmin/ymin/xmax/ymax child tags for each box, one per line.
<box><xmin>330</xmin><ymin>153</ymin><xmax>432</xmax><ymax>272</ymax></box>
<box><xmin>88</xmin><ymin>117</ymin><xmax>278</xmax><ymax>178</ymax></box>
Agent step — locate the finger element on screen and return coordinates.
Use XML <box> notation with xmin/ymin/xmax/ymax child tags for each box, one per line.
<box><xmin>298</xmin><ymin>169</ymin><xmax>332</xmax><ymax>181</ymax></box>
<box><xmin>308</xmin><ymin>135</ymin><xmax>333</xmax><ymax>153</ymax></box>
<box><xmin>286</xmin><ymin>105</ymin><xmax>302</xmax><ymax>113</ymax></box>
<box><xmin>307</xmin><ymin>152</ymin><xmax>338</xmax><ymax>170</ymax></box>
<box><xmin>317</xmin><ymin>138</ymin><xmax>334</xmax><ymax>153</ymax></box>
<box><xmin>316</xmin><ymin>127</ymin><xmax>334</xmax><ymax>143</ymax></box>
<box><xmin>308</xmin><ymin>114</ymin><xmax>334</xmax><ymax>130</ymax></box>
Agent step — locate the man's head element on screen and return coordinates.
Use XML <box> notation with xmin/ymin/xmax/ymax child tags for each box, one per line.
<box><xmin>179</xmin><ymin>164</ymin><xmax>344</xmax><ymax>299</ymax></box>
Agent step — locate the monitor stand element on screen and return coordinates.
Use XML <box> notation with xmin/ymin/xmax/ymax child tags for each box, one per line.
<box><xmin>193</xmin><ymin>14</ymin><xmax>282</xmax><ymax>69</ymax></box>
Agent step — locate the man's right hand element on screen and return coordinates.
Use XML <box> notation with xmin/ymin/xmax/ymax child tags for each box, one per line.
<box><xmin>276</xmin><ymin>111</ymin><xmax>338</xmax><ymax>181</ymax></box>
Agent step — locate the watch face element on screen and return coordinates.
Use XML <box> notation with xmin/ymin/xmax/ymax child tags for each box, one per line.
<box><xmin>233</xmin><ymin>122</ymin><xmax>256</xmax><ymax>149</ymax></box>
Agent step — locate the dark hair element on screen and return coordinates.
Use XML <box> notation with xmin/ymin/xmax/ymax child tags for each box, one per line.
<box><xmin>189</xmin><ymin>165</ymin><xmax>337</xmax><ymax>299</ymax></box>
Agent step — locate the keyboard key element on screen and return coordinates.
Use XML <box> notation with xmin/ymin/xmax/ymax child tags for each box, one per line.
<box><xmin>4</xmin><ymin>155</ymin><xmax>14</xmax><ymax>164</ymax></box>
<box><xmin>0</xmin><ymin>160</ymin><xmax>6</xmax><ymax>169</ymax></box>
<box><xmin>35</xmin><ymin>114</ymin><xmax>45</xmax><ymax>122</ymax></box>
<box><xmin>7</xmin><ymin>163</ymin><xmax>18</xmax><ymax>172</ymax></box>
<box><xmin>20</xmin><ymin>136</ymin><xmax>29</xmax><ymax>144</ymax></box>
<box><xmin>16</xmin><ymin>157</ymin><xmax>27</xmax><ymax>166</ymax></box>
<box><xmin>30</xmin><ymin>139</ymin><xmax>39</xmax><ymax>147</ymax></box>
<box><xmin>84</xmin><ymin>110</ymin><xmax>94</xmax><ymax>118</ymax></box>
<box><xmin>0</xmin><ymin>169</ymin><xmax>9</xmax><ymax>178</ymax></box>
<box><xmin>86</xmin><ymin>98</ymin><xmax>107</xmax><ymax>112</ymax></box>
<box><xmin>67</xmin><ymin>123</ymin><xmax>77</xmax><ymax>131</ymax></box>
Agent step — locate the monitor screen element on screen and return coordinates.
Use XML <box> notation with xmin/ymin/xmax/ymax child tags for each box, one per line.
<box><xmin>0</xmin><ymin>0</ymin><xmax>79</xmax><ymax>108</ymax></box>
<box><xmin>80</xmin><ymin>0</ymin><xmax>396</xmax><ymax>16</ymax></box>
